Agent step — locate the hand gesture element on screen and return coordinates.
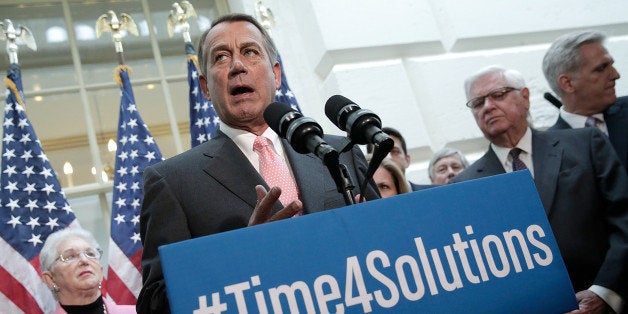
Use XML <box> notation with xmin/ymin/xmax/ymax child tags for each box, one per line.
<box><xmin>248</xmin><ymin>185</ymin><xmax>303</xmax><ymax>226</ymax></box>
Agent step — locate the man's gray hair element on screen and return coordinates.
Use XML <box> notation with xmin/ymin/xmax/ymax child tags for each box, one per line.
<box><xmin>464</xmin><ymin>65</ymin><xmax>526</xmax><ymax>100</ymax></box>
<box><xmin>40</xmin><ymin>228</ymin><xmax>101</xmax><ymax>272</ymax></box>
<box><xmin>542</xmin><ymin>30</ymin><xmax>606</xmax><ymax>97</ymax></box>
<box><xmin>428</xmin><ymin>147</ymin><xmax>470</xmax><ymax>179</ymax></box>
<box><xmin>197</xmin><ymin>13</ymin><xmax>278</xmax><ymax>77</ymax></box>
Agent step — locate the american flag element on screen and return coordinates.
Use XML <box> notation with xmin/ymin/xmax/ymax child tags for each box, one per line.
<box><xmin>106</xmin><ymin>66</ymin><xmax>163</xmax><ymax>305</ymax></box>
<box><xmin>0</xmin><ymin>63</ymin><xmax>78</xmax><ymax>313</ymax></box>
<box><xmin>275</xmin><ymin>54</ymin><xmax>302</xmax><ymax>112</ymax></box>
<box><xmin>187</xmin><ymin>42</ymin><xmax>219</xmax><ymax>148</ymax></box>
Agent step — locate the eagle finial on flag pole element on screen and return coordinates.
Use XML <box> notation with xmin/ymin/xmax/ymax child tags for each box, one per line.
<box><xmin>95</xmin><ymin>10</ymin><xmax>138</xmax><ymax>65</ymax></box>
<box><xmin>0</xmin><ymin>19</ymin><xmax>37</xmax><ymax>65</ymax></box>
<box><xmin>167</xmin><ymin>1</ymin><xmax>197</xmax><ymax>43</ymax></box>
<box><xmin>255</xmin><ymin>0</ymin><xmax>275</xmax><ymax>36</ymax></box>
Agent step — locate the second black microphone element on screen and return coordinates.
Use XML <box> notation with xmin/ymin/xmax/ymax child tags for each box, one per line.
<box><xmin>264</xmin><ymin>102</ymin><xmax>338</xmax><ymax>166</ymax></box>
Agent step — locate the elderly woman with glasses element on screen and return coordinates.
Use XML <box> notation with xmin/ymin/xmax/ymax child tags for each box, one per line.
<box><xmin>40</xmin><ymin>228</ymin><xmax>136</xmax><ymax>314</ymax></box>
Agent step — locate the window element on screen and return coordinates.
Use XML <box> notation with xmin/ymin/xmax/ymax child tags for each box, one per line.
<box><xmin>0</xmin><ymin>0</ymin><xmax>227</xmax><ymax>251</ymax></box>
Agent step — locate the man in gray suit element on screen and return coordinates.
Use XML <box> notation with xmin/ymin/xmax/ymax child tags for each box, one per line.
<box><xmin>137</xmin><ymin>13</ymin><xmax>379</xmax><ymax>313</ymax></box>
<box><xmin>450</xmin><ymin>65</ymin><xmax>628</xmax><ymax>314</ymax></box>
<box><xmin>543</xmin><ymin>30</ymin><xmax>628</xmax><ymax>170</ymax></box>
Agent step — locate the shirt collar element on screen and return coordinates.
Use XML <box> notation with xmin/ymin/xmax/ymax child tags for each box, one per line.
<box><xmin>491</xmin><ymin>127</ymin><xmax>532</xmax><ymax>165</ymax></box>
<box><xmin>219</xmin><ymin>123</ymin><xmax>283</xmax><ymax>155</ymax></box>
<box><xmin>560</xmin><ymin>106</ymin><xmax>605</xmax><ymax>128</ymax></box>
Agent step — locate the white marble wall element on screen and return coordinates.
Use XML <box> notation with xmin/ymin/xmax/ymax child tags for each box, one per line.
<box><xmin>232</xmin><ymin>0</ymin><xmax>628</xmax><ymax>183</ymax></box>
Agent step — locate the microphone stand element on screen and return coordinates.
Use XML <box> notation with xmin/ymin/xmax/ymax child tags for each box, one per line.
<box><xmin>359</xmin><ymin>136</ymin><xmax>394</xmax><ymax>203</ymax></box>
<box><xmin>320</xmin><ymin>149</ymin><xmax>356</xmax><ymax>206</ymax></box>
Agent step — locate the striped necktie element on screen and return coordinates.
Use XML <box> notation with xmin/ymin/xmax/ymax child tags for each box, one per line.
<box><xmin>585</xmin><ymin>116</ymin><xmax>599</xmax><ymax>128</ymax></box>
<box><xmin>509</xmin><ymin>148</ymin><xmax>527</xmax><ymax>171</ymax></box>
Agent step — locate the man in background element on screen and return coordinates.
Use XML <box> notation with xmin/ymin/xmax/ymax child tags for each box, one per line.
<box><xmin>450</xmin><ymin>65</ymin><xmax>628</xmax><ymax>314</ymax></box>
<box><xmin>543</xmin><ymin>30</ymin><xmax>628</xmax><ymax>170</ymax></box>
<box><xmin>427</xmin><ymin>147</ymin><xmax>469</xmax><ymax>185</ymax></box>
<box><xmin>369</xmin><ymin>127</ymin><xmax>427</xmax><ymax>191</ymax></box>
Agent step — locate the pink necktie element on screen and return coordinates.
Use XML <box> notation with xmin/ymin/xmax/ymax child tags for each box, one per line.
<box><xmin>253</xmin><ymin>136</ymin><xmax>301</xmax><ymax>212</ymax></box>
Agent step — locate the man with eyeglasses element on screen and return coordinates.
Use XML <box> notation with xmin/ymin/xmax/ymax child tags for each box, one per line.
<box><xmin>543</xmin><ymin>30</ymin><xmax>628</xmax><ymax>171</ymax></box>
<box><xmin>449</xmin><ymin>65</ymin><xmax>628</xmax><ymax>314</ymax></box>
<box><xmin>368</xmin><ymin>127</ymin><xmax>429</xmax><ymax>191</ymax></box>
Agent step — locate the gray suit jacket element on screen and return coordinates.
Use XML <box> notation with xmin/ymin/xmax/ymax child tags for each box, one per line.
<box><xmin>450</xmin><ymin>128</ymin><xmax>628</xmax><ymax>299</ymax></box>
<box><xmin>138</xmin><ymin>130</ymin><xmax>379</xmax><ymax>313</ymax></box>
<box><xmin>549</xmin><ymin>96</ymin><xmax>628</xmax><ymax>170</ymax></box>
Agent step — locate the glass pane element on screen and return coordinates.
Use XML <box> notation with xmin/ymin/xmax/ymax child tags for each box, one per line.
<box><xmin>68</xmin><ymin>193</ymin><xmax>112</xmax><ymax>268</ymax></box>
<box><xmin>70</xmin><ymin>0</ymin><xmax>160</xmax><ymax>84</ymax></box>
<box><xmin>166</xmin><ymin>77</ymin><xmax>193</xmax><ymax>150</ymax></box>
<box><xmin>145</xmin><ymin>0</ymin><xmax>220</xmax><ymax>58</ymax></box>
<box><xmin>0</xmin><ymin>2</ymin><xmax>77</xmax><ymax>91</ymax></box>
<box><xmin>22</xmin><ymin>92</ymin><xmax>95</xmax><ymax>187</ymax></box>
<box><xmin>130</xmin><ymin>82</ymin><xmax>179</xmax><ymax>157</ymax></box>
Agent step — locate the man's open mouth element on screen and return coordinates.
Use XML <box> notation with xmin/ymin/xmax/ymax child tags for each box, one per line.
<box><xmin>231</xmin><ymin>86</ymin><xmax>254</xmax><ymax>96</ymax></box>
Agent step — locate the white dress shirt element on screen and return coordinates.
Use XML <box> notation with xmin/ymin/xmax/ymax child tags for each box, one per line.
<box><xmin>490</xmin><ymin>127</ymin><xmax>534</xmax><ymax>177</ymax></box>
<box><xmin>559</xmin><ymin>107</ymin><xmax>608</xmax><ymax>136</ymax></box>
<box><xmin>219</xmin><ymin>124</ymin><xmax>295</xmax><ymax>178</ymax></box>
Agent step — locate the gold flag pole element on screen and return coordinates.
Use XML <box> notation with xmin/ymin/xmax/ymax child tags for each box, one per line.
<box><xmin>95</xmin><ymin>10</ymin><xmax>139</xmax><ymax>66</ymax></box>
<box><xmin>167</xmin><ymin>1</ymin><xmax>197</xmax><ymax>44</ymax></box>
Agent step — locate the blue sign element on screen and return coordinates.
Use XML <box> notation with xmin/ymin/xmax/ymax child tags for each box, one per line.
<box><xmin>159</xmin><ymin>171</ymin><xmax>577</xmax><ymax>313</ymax></box>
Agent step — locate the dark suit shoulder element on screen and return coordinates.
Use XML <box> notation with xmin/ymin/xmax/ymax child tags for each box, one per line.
<box><xmin>448</xmin><ymin>151</ymin><xmax>493</xmax><ymax>183</ymax></box>
<box><xmin>614</xmin><ymin>95</ymin><xmax>628</xmax><ymax>106</ymax></box>
<box><xmin>539</xmin><ymin>126</ymin><xmax>603</xmax><ymax>142</ymax></box>
<box><xmin>147</xmin><ymin>134</ymin><xmax>230</xmax><ymax>175</ymax></box>
<box><xmin>410</xmin><ymin>182</ymin><xmax>434</xmax><ymax>191</ymax></box>
<box><xmin>548</xmin><ymin>116</ymin><xmax>571</xmax><ymax>131</ymax></box>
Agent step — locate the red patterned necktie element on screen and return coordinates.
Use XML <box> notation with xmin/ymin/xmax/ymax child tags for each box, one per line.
<box><xmin>509</xmin><ymin>148</ymin><xmax>528</xmax><ymax>171</ymax></box>
<box><xmin>253</xmin><ymin>136</ymin><xmax>301</xmax><ymax>214</ymax></box>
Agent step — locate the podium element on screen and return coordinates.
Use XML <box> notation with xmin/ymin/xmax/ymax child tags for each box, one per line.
<box><xmin>159</xmin><ymin>171</ymin><xmax>577</xmax><ymax>313</ymax></box>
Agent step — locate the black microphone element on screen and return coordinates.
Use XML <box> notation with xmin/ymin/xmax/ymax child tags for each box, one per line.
<box><xmin>264</xmin><ymin>102</ymin><xmax>338</xmax><ymax>166</ymax></box>
<box><xmin>325</xmin><ymin>95</ymin><xmax>393</xmax><ymax>149</ymax></box>
<box><xmin>543</xmin><ymin>92</ymin><xmax>562</xmax><ymax>108</ymax></box>
<box><xmin>325</xmin><ymin>95</ymin><xmax>394</xmax><ymax>203</ymax></box>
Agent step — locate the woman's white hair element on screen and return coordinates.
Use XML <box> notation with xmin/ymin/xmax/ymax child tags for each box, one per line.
<box><xmin>39</xmin><ymin>228</ymin><xmax>101</xmax><ymax>272</ymax></box>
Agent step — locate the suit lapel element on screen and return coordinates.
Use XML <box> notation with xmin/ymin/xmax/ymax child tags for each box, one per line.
<box><xmin>201</xmin><ymin>131</ymin><xmax>276</xmax><ymax>211</ymax></box>
<box><xmin>605</xmin><ymin>101</ymin><xmax>628</xmax><ymax>166</ymax></box>
<box><xmin>531</xmin><ymin>130</ymin><xmax>561</xmax><ymax>216</ymax></box>
<box><xmin>552</xmin><ymin>116</ymin><xmax>571</xmax><ymax>129</ymax></box>
<box><xmin>283</xmin><ymin>139</ymin><xmax>328</xmax><ymax>214</ymax></box>
<box><xmin>475</xmin><ymin>147</ymin><xmax>505</xmax><ymax>177</ymax></box>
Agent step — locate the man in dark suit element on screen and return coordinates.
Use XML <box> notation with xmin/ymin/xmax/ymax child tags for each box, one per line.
<box><xmin>542</xmin><ymin>30</ymin><xmax>628</xmax><ymax>170</ymax></box>
<box><xmin>450</xmin><ymin>65</ymin><xmax>628</xmax><ymax>314</ymax></box>
<box><xmin>373</xmin><ymin>127</ymin><xmax>432</xmax><ymax>191</ymax></box>
<box><xmin>137</xmin><ymin>13</ymin><xmax>379</xmax><ymax>313</ymax></box>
